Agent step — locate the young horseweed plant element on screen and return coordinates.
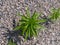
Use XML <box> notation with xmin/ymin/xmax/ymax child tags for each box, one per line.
<box><xmin>14</xmin><ymin>8</ymin><xmax>46</xmax><ymax>39</ymax></box>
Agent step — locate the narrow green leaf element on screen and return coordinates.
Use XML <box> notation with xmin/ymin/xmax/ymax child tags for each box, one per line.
<box><xmin>36</xmin><ymin>19</ymin><xmax>46</xmax><ymax>23</ymax></box>
<box><xmin>22</xmin><ymin>24</ymin><xmax>28</xmax><ymax>35</ymax></box>
<box><xmin>32</xmin><ymin>11</ymin><xmax>41</xmax><ymax>19</ymax></box>
<box><xmin>28</xmin><ymin>28</ymin><xmax>30</xmax><ymax>37</ymax></box>
<box><xmin>31</xmin><ymin>24</ymin><xmax>37</xmax><ymax>37</ymax></box>
<box><xmin>25</xmin><ymin>30</ymin><xmax>29</xmax><ymax>39</ymax></box>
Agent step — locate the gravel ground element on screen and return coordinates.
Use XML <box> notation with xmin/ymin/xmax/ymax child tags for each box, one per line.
<box><xmin>0</xmin><ymin>0</ymin><xmax>60</xmax><ymax>45</ymax></box>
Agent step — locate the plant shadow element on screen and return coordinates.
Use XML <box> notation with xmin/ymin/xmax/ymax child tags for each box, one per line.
<box><xmin>2</xmin><ymin>27</ymin><xmax>22</xmax><ymax>45</ymax></box>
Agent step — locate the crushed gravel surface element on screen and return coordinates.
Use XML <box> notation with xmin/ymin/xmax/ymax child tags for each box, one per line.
<box><xmin>0</xmin><ymin>0</ymin><xmax>60</xmax><ymax>45</ymax></box>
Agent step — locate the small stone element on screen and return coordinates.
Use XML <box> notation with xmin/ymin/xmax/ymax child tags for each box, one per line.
<box><xmin>33</xmin><ymin>37</ymin><xmax>36</xmax><ymax>40</ymax></box>
<box><xmin>52</xmin><ymin>33</ymin><xmax>55</xmax><ymax>35</ymax></box>
<box><xmin>1</xmin><ymin>41</ymin><xmax>4</xmax><ymax>43</ymax></box>
<box><xmin>36</xmin><ymin>43</ymin><xmax>40</xmax><ymax>45</ymax></box>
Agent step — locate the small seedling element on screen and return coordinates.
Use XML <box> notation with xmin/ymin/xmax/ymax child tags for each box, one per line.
<box><xmin>14</xmin><ymin>8</ymin><xmax>46</xmax><ymax>39</ymax></box>
<box><xmin>48</xmin><ymin>8</ymin><xmax>60</xmax><ymax>21</ymax></box>
<box><xmin>8</xmin><ymin>39</ymin><xmax>16</xmax><ymax>45</ymax></box>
